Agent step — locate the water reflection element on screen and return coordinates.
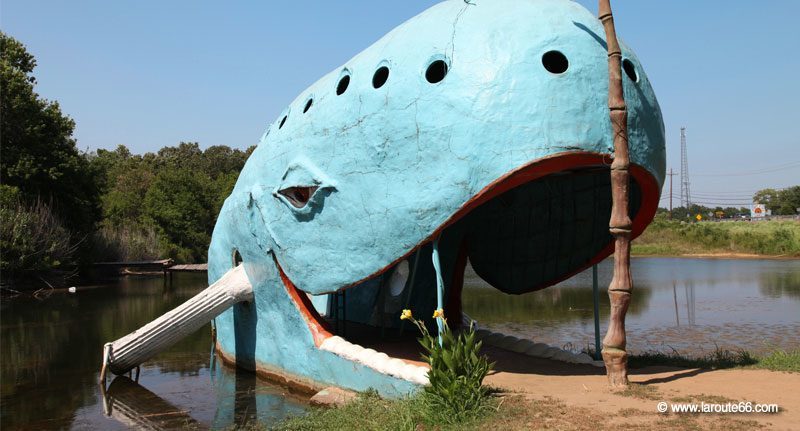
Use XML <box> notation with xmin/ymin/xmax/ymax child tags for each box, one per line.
<box><xmin>104</xmin><ymin>376</ymin><xmax>201</xmax><ymax>430</ymax></box>
<box><xmin>1</xmin><ymin>274</ymin><xmax>307</xmax><ymax>430</ymax></box>
<box><xmin>1</xmin><ymin>258</ymin><xmax>798</xmax><ymax>429</ymax></box>
<box><xmin>463</xmin><ymin>258</ymin><xmax>800</xmax><ymax>356</ymax></box>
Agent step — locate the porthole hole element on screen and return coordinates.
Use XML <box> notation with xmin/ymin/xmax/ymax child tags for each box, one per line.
<box><xmin>425</xmin><ymin>60</ymin><xmax>448</xmax><ymax>83</ymax></box>
<box><xmin>622</xmin><ymin>58</ymin><xmax>638</xmax><ymax>82</ymax></box>
<box><xmin>372</xmin><ymin>66</ymin><xmax>390</xmax><ymax>89</ymax></box>
<box><xmin>279</xmin><ymin>115</ymin><xmax>287</xmax><ymax>129</ymax></box>
<box><xmin>232</xmin><ymin>249</ymin><xmax>243</xmax><ymax>267</ymax></box>
<box><xmin>336</xmin><ymin>75</ymin><xmax>350</xmax><ymax>95</ymax></box>
<box><xmin>303</xmin><ymin>98</ymin><xmax>313</xmax><ymax>113</ymax></box>
<box><xmin>542</xmin><ymin>50</ymin><xmax>569</xmax><ymax>74</ymax></box>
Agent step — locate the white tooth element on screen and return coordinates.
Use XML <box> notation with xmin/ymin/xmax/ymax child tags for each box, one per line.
<box><xmin>347</xmin><ymin>343</ymin><xmax>365</xmax><ymax>356</ymax></box>
<box><xmin>358</xmin><ymin>348</ymin><xmax>379</xmax><ymax>363</ymax></box>
<box><xmin>413</xmin><ymin>368</ymin><xmax>430</xmax><ymax>385</ymax></box>
<box><xmin>543</xmin><ymin>347</ymin><xmax>563</xmax><ymax>359</ymax></box>
<box><xmin>371</xmin><ymin>353</ymin><xmax>391</xmax><ymax>373</ymax></box>
<box><xmin>524</xmin><ymin>343</ymin><xmax>550</xmax><ymax>356</ymax></box>
<box><xmin>474</xmin><ymin>328</ymin><xmax>491</xmax><ymax>338</ymax></box>
<box><xmin>483</xmin><ymin>333</ymin><xmax>504</xmax><ymax>344</ymax></box>
<box><xmin>509</xmin><ymin>339</ymin><xmax>531</xmax><ymax>353</ymax></box>
<box><xmin>322</xmin><ymin>336</ymin><xmax>345</xmax><ymax>350</ymax></box>
<box><xmin>553</xmin><ymin>350</ymin><xmax>575</xmax><ymax>362</ymax></box>
<box><xmin>467</xmin><ymin>320</ymin><xmax>607</xmax><ymax>368</ymax></box>
<box><xmin>500</xmin><ymin>334</ymin><xmax>519</xmax><ymax>347</ymax></box>
<box><xmin>385</xmin><ymin>358</ymin><xmax>407</xmax><ymax>377</ymax></box>
<box><xmin>337</xmin><ymin>340</ymin><xmax>362</xmax><ymax>359</ymax></box>
<box><xmin>318</xmin><ymin>337</ymin><xmax>435</xmax><ymax>385</ymax></box>
<box><xmin>400</xmin><ymin>363</ymin><xmax>420</xmax><ymax>381</ymax></box>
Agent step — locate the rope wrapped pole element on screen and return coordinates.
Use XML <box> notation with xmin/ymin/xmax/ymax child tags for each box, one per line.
<box><xmin>598</xmin><ymin>0</ymin><xmax>632</xmax><ymax>387</ymax></box>
<box><xmin>100</xmin><ymin>265</ymin><xmax>253</xmax><ymax>380</ymax></box>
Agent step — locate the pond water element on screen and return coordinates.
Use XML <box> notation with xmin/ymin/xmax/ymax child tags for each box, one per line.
<box><xmin>1</xmin><ymin>274</ymin><xmax>307</xmax><ymax>430</ymax></box>
<box><xmin>464</xmin><ymin>257</ymin><xmax>800</xmax><ymax>356</ymax></box>
<box><xmin>1</xmin><ymin>258</ymin><xmax>798</xmax><ymax>430</ymax></box>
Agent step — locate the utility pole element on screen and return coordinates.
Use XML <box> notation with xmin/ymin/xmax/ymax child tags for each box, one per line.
<box><xmin>667</xmin><ymin>168</ymin><xmax>675</xmax><ymax>218</ymax></box>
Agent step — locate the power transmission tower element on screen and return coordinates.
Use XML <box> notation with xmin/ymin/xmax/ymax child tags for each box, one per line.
<box><xmin>680</xmin><ymin>127</ymin><xmax>691</xmax><ymax>208</ymax></box>
<box><xmin>667</xmin><ymin>168</ymin><xmax>675</xmax><ymax>218</ymax></box>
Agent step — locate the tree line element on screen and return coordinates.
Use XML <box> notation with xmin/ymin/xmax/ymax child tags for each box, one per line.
<box><xmin>659</xmin><ymin>187</ymin><xmax>800</xmax><ymax>221</ymax></box>
<box><xmin>1</xmin><ymin>32</ymin><xmax>252</xmax><ymax>285</ymax></box>
<box><xmin>2</xmin><ymin>31</ymin><xmax>798</xmax><ymax>286</ymax></box>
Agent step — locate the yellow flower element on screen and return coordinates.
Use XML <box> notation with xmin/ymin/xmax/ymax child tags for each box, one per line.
<box><xmin>432</xmin><ymin>309</ymin><xmax>444</xmax><ymax>319</ymax></box>
<box><xmin>400</xmin><ymin>309</ymin><xmax>413</xmax><ymax>320</ymax></box>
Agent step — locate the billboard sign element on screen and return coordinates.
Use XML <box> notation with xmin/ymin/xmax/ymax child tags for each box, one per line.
<box><xmin>752</xmin><ymin>203</ymin><xmax>766</xmax><ymax>218</ymax></box>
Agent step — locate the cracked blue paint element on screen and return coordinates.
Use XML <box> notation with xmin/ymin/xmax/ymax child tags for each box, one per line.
<box><xmin>209</xmin><ymin>0</ymin><xmax>665</xmax><ymax>397</ymax></box>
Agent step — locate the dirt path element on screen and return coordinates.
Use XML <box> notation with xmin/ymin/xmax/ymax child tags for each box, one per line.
<box><xmin>483</xmin><ymin>347</ymin><xmax>799</xmax><ymax>430</ymax></box>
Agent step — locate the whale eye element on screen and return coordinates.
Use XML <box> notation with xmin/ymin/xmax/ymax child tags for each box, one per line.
<box><xmin>277</xmin><ymin>186</ymin><xmax>319</xmax><ymax>208</ymax></box>
<box><xmin>426</xmin><ymin>60</ymin><xmax>448</xmax><ymax>83</ymax></box>
<box><xmin>542</xmin><ymin>50</ymin><xmax>568</xmax><ymax>74</ymax></box>
<box><xmin>622</xmin><ymin>58</ymin><xmax>638</xmax><ymax>82</ymax></box>
<box><xmin>372</xmin><ymin>66</ymin><xmax>390</xmax><ymax>89</ymax></box>
<box><xmin>336</xmin><ymin>75</ymin><xmax>350</xmax><ymax>95</ymax></box>
<box><xmin>273</xmin><ymin>158</ymin><xmax>336</xmax><ymax>216</ymax></box>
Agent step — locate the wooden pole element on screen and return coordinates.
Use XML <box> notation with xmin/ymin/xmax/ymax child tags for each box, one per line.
<box><xmin>598</xmin><ymin>0</ymin><xmax>632</xmax><ymax>387</ymax></box>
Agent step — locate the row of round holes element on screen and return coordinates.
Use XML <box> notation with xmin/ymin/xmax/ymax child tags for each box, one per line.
<box><xmin>278</xmin><ymin>52</ymin><xmax>637</xmax><ymax>130</ymax></box>
<box><xmin>541</xmin><ymin>50</ymin><xmax>638</xmax><ymax>82</ymax></box>
<box><xmin>277</xmin><ymin>59</ymin><xmax>448</xmax><ymax>130</ymax></box>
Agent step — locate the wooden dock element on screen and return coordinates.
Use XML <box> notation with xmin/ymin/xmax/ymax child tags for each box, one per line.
<box><xmin>166</xmin><ymin>264</ymin><xmax>208</xmax><ymax>272</ymax></box>
<box><xmin>91</xmin><ymin>259</ymin><xmax>208</xmax><ymax>279</ymax></box>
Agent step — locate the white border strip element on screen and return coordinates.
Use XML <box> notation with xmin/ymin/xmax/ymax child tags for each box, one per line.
<box><xmin>319</xmin><ymin>336</ymin><xmax>430</xmax><ymax>385</ymax></box>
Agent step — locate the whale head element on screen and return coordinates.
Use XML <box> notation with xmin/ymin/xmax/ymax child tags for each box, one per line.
<box><xmin>209</xmin><ymin>0</ymin><xmax>664</xmax><ymax>395</ymax></box>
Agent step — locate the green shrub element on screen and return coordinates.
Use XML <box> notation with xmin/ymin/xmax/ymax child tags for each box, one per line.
<box><xmin>91</xmin><ymin>224</ymin><xmax>161</xmax><ymax>262</ymax></box>
<box><xmin>402</xmin><ymin>309</ymin><xmax>494</xmax><ymax>424</ymax></box>
<box><xmin>634</xmin><ymin>217</ymin><xmax>800</xmax><ymax>256</ymax></box>
<box><xmin>0</xmin><ymin>198</ymin><xmax>77</xmax><ymax>276</ymax></box>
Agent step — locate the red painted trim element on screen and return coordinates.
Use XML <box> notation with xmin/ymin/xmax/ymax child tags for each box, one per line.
<box><xmin>274</xmin><ymin>256</ymin><xmax>333</xmax><ymax>347</ymax></box>
<box><xmin>274</xmin><ymin>151</ymin><xmax>661</xmax><ymax>342</ymax></box>
<box><xmin>336</xmin><ymin>151</ymin><xmax>660</xmax><ymax>292</ymax></box>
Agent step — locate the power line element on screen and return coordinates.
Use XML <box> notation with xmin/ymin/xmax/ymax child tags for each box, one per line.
<box><xmin>692</xmin><ymin>161</ymin><xmax>800</xmax><ymax>177</ymax></box>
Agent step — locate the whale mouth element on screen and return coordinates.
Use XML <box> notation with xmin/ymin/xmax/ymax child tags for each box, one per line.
<box><xmin>277</xmin><ymin>151</ymin><xmax>659</xmax><ymax>384</ymax></box>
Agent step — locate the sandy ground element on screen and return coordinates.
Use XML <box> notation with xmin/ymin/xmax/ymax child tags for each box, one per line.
<box><xmin>483</xmin><ymin>346</ymin><xmax>799</xmax><ymax>430</ymax></box>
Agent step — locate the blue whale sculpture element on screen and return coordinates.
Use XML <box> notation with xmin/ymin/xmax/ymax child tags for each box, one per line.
<box><xmin>208</xmin><ymin>0</ymin><xmax>665</xmax><ymax>396</ymax></box>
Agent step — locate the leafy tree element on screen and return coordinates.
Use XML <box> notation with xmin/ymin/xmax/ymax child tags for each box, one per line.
<box><xmin>143</xmin><ymin>168</ymin><xmax>216</xmax><ymax>262</ymax></box>
<box><xmin>753</xmin><ymin>188</ymin><xmax>781</xmax><ymax>213</ymax></box>
<box><xmin>754</xmin><ymin>186</ymin><xmax>800</xmax><ymax>215</ymax></box>
<box><xmin>0</xmin><ymin>32</ymin><xmax>100</xmax><ymax>233</ymax></box>
<box><xmin>776</xmin><ymin>186</ymin><xmax>800</xmax><ymax>215</ymax></box>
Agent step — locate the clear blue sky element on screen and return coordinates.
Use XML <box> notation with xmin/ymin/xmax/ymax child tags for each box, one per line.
<box><xmin>2</xmin><ymin>0</ymin><xmax>798</xmax><ymax>208</ymax></box>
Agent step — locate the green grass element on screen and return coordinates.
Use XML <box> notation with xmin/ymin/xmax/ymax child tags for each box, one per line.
<box><xmin>632</xmin><ymin>216</ymin><xmax>800</xmax><ymax>257</ymax></box>
<box><xmin>754</xmin><ymin>348</ymin><xmax>800</xmax><ymax>372</ymax></box>
<box><xmin>628</xmin><ymin>348</ymin><xmax>758</xmax><ymax>370</ymax></box>
<box><xmin>268</xmin><ymin>390</ymin><xmax>493</xmax><ymax>431</ymax></box>
<box><xmin>627</xmin><ymin>347</ymin><xmax>800</xmax><ymax>373</ymax></box>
